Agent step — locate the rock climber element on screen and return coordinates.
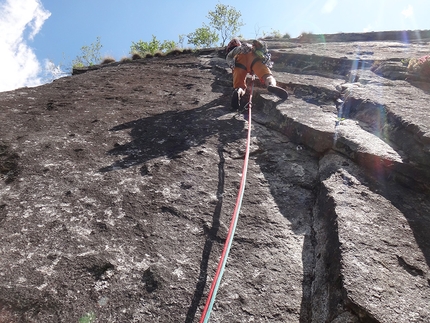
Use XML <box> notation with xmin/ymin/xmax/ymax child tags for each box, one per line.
<box><xmin>225</xmin><ymin>38</ymin><xmax>288</xmax><ymax>110</ymax></box>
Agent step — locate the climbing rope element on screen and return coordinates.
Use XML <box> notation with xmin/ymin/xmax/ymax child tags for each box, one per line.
<box><xmin>199</xmin><ymin>75</ymin><xmax>255</xmax><ymax>323</ymax></box>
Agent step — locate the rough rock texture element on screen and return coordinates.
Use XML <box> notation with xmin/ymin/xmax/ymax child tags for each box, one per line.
<box><xmin>0</xmin><ymin>31</ymin><xmax>429</xmax><ymax>322</ymax></box>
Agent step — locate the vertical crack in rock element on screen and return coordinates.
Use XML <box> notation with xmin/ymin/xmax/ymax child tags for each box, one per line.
<box><xmin>251</xmin><ymin>122</ymin><xmax>321</xmax><ymax>322</ymax></box>
<box><xmin>312</xmin><ymin>182</ymin><xmax>344</xmax><ymax>322</ymax></box>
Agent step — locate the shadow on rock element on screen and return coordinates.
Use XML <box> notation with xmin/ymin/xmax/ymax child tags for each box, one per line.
<box><xmin>99</xmin><ymin>98</ymin><xmax>244</xmax><ymax>173</ymax></box>
<box><xmin>252</xmin><ymin>130</ymin><xmax>320</xmax><ymax>322</ymax></box>
<box><xmin>99</xmin><ymin>97</ymin><xmax>249</xmax><ymax>322</ymax></box>
<box><xmin>375</xmin><ymin>178</ymin><xmax>430</xmax><ymax>269</ymax></box>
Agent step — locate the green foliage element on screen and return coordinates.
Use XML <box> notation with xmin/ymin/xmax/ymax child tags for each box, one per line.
<box><xmin>130</xmin><ymin>36</ymin><xmax>159</xmax><ymax>56</ymax></box>
<box><xmin>272</xmin><ymin>30</ymin><xmax>282</xmax><ymax>38</ymax></box>
<box><xmin>79</xmin><ymin>312</ymin><xmax>96</xmax><ymax>323</ymax></box>
<box><xmin>72</xmin><ymin>37</ymin><xmax>103</xmax><ymax>68</ymax></box>
<box><xmin>187</xmin><ymin>25</ymin><xmax>219</xmax><ymax>48</ymax></box>
<box><xmin>401</xmin><ymin>58</ymin><xmax>410</xmax><ymax>66</ymax></box>
<box><xmin>178</xmin><ymin>34</ymin><xmax>186</xmax><ymax>48</ymax></box>
<box><xmin>161</xmin><ymin>40</ymin><xmax>177</xmax><ymax>53</ymax></box>
<box><xmin>269</xmin><ymin>29</ymin><xmax>283</xmax><ymax>38</ymax></box>
<box><xmin>130</xmin><ymin>35</ymin><xmax>177</xmax><ymax>56</ymax></box>
<box><xmin>299</xmin><ymin>31</ymin><xmax>314</xmax><ymax>38</ymax></box>
<box><xmin>207</xmin><ymin>3</ymin><xmax>244</xmax><ymax>46</ymax></box>
<box><xmin>261</xmin><ymin>29</ymin><xmax>283</xmax><ymax>39</ymax></box>
<box><xmin>254</xmin><ymin>26</ymin><xmax>288</xmax><ymax>39</ymax></box>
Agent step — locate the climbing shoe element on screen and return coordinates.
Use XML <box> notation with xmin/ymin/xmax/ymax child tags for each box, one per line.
<box><xmin>268</xmin><ymin>85</ymin><xmax>288</xmax><ymax>100</ymax></box>
<box><xmin>231</xmin><ymin>88</ymin><xmax>242</xmax><ymax>110</ymax></box>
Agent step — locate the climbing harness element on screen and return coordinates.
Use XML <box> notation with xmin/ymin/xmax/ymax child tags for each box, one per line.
<box><xmin>199</xmin><ymin>75</ymin><xmax>255</xmax><ymax>323</ymax></box>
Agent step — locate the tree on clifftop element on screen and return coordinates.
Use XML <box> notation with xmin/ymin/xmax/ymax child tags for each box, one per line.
<box><xmin>72</xmin><ymin>37</ymin><xmax>103</xmax><ymax>68</ymax></box>
<box><xmin>130</xmin><ymin>35</ymin><xmax>177</xmax><ymax>56</ymax></box>
<box><xmin>207</xmin><ymin>3</ymin><xmax>244</xmax><ymax>47</ymax></box>
<box><xmin>187</xmin><ymin>3</ymin><xmax>244</xmax><ymax>48</ymax></box>
<box><xmin>187</xmin><ymin>25</ymin><xmax>219</xmax><ymax>48</ymax></box>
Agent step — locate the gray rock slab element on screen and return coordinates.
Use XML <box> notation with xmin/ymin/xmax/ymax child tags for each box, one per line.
<box><xmin>318</xmin><ymin>152</ymin><xmax>430</xmax><ymax>323</ymax></box>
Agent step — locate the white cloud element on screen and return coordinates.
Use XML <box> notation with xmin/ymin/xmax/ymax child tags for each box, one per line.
<box><xmin>322</xmin><ymin>0</ymin><xmax>338</xmax><ymax>14</ymax></box>
<box><xmin>42</xmin><ymin>59</ymin><xmax>68</xmax><ymax>82</ymax></box>
<box><xmin>0</xmin><ymin>0</ymin><xmax>51</xmax><ymax>92</ymax></box>
<box><xmin>401</xmin><ymin>5</ymin><xmax>414</xmax><ymax>18</ymax></box>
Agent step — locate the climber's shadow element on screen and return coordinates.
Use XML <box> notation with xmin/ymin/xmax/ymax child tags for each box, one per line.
<box><xmin>99</xmin><ymin>98</ymin><xmax>244</xmax><ymax>173</ymax></box>
<box><xmin>371</xmin><ymin>177</ymin><xmax>430</xmax><ymax>269</ymax></box>
<box><xmin>99</xmin><ymin>95</ymin><xmax>249</xmax><ymax>323</ymax></box>
<box><xmin>98</xmin><ymin>64</ymin><xmax>250</xmax><ymax>322</ymax></box>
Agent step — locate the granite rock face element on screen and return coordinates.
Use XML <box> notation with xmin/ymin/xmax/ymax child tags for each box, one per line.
<box><xmin>0</xmin><ymin>31</ymin><xmax>429</xmax><ymax>322</ymax></box>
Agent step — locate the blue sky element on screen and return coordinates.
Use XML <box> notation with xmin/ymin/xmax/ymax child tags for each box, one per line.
<box><xmin>1</xmin><ymin>0</ymin><xmax>429</xmax><ymax>92</ymax></box>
